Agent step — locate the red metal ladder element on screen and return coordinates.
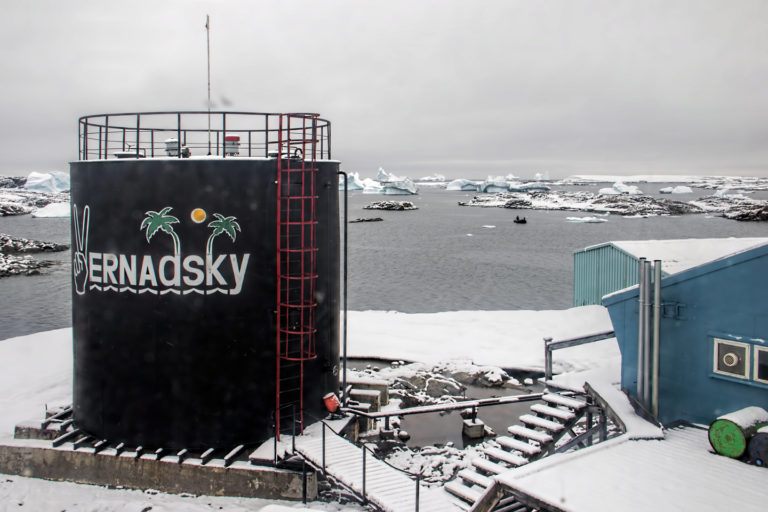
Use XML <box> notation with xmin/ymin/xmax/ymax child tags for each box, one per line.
<box><xmin>275</xmin><ymin>114</ymin><xmax>319</xmax><ymax>437</ymax></box>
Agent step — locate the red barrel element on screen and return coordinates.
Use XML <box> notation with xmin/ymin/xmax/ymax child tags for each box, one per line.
<box><xmin>323</xmin><ymin>392</ymin><xmax>341</xmax><ymax>412</ymax></box>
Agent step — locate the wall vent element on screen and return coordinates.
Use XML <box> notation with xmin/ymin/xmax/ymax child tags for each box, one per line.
<box><xmin>754</xmin><ymin>346</ymin><xmax>768</xmax><ymax>384</ymax></box>
<box><xmin>713</xmin><ymin>338</ymin><xmax>750</xmax><ymax>379</ymax></box>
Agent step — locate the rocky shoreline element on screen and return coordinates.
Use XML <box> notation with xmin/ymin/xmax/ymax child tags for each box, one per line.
<box><xmin>0</xmin><ymin>234</ymin><xmax>68</xmax><ymax>278</ymax></box>
<box><xmin>0</xmin><ymin>175</ymin><xmax>70</xmax><ymax>217</ymax></box>
<box><xmin>459</xmin><ymin>189</ymin><xmax>768</xmax><ymax>220</ymax></box>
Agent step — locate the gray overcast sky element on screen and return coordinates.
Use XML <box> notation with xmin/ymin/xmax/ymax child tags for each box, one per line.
<box><xmin>1</xmin><ymin>0</ymin><xmax>767</xmax><ymax>178</ymax></box>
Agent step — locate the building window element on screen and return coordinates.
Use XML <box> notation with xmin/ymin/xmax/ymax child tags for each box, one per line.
<box><xmin>755</xmin><ymin>346</ymin><xmax>768</xmax><ymax>385</ymax></box>
<box><xmin>712</xmin><ymin>338</ymin><xmax>750</xmax><ymax>380</ymax></box>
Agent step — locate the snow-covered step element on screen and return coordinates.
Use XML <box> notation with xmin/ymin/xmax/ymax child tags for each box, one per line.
<box><xmin>483</xmin><ymin>447</ymin><xmax>528</xmax><ymax>467</ymax></box>
<box><xmin>458</xmin><ymin>469</ymin><xmax>491</xmax><ymax>488</ymax></box>
<box><xmin>471</xmin><ymin>457</ymin><xmax>509</xmax><ymax>475</ymax></box>
<box><xmin>542</xmin><ymin>393</ymin><xmax>587</xmax><ymax>410</ymax></box>
<box><xmin>508</xmin><ymin>425</ymin><xmax>554</xmax><ymax>444</ymax></box>
<box><xmin>496</xmin><ymin>436</ymin><xmax>541</xmax><ymax>457</ymax></box>
<box><xmin>530</xmin><ymin>403</ymin><xmax>576</xmax><ymax>422</ymax></box>
<box><xmin>520</xmin><ymin>414</ymin><xmax>564</xmax><ymax>433</ymax></box>
<box><xmin>445</xmin><ymin>481</ymin><xmax>483</xmax><ymax>503</ymax></box>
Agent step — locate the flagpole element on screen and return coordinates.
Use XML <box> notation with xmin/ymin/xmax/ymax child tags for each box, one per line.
<box><xmin>206</xmin><ymin>14</ymin><xmax>211</xmax><ymax>155</ymax></box>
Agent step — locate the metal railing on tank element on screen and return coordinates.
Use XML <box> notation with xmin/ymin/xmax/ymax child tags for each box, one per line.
<box><xmin>77</xmin><ymin>111</ymin><xmax>332</xmax><ymax>161</ymax></box>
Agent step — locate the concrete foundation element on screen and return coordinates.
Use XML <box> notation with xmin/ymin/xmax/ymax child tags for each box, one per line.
<box><xmin>0</xmin><ymin>440</ymin><xmax>316</xmax><ymax>500</ymax></box>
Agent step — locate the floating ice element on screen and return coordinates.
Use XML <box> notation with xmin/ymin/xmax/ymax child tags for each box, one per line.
<box><xmin>362</xmin><ymin>178</ymin><xmax>384</xmax><ymax>194</ymax></box>
<box><xmin>446</xmin><ymin>179</ymin><xmax>480</xmax><ymax>191</ymax></box>
<box><xmin>23</xmin><ymin>171</ymin><xmax>70</xmax><ymax>194</ymax></box>
<box><xmin>509</xmin><ymin>182</ymin><xmax>551</xmax><ymax>192</ymax></box>
<box><xmin>566</xmin><ymin>216</ymin><xmax>608</xmax><ymax>223</ymax></box>
<box><xmin>375</xmin><ymin>167</ymin><xmax>418</xmax><ymax>195</ymax></box>
<box><xmin>381</xmin><ymin>179</ymin><xmax>418</xmax><ymax>195</ymax></box>
<box><xmin>339</xmin><ymin>171</ymin><xmax>365</xmax><ymax>191</ymax></box>
<box><xmin>659</xmin><ymin>185</ymin><xmax>693</xmax><ymax>194</ymax></box>
<box><xmin>32</xmin><ymin>202</ymin><xmax>70</xmax><ymax>218</ymax></box>
<box><xmin>416</xmin><ymin>173</ymin><xmax>446</xmax><ymax>182</ymax></box>
<box><xmin>599</xmin><ymin>181</ymin><xmax>643</xmax><ymax>195</ymax></box>
<box><xmin>480</xmin><ymin>176</ymin><xmax>509</xmax><ymax>193</ymax></box>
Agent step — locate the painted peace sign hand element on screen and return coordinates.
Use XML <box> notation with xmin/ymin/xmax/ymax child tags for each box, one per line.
<box><xmin>73</xmin><ymin>205</ymin><xmax>89</xmax><ymax>295</ymax></box>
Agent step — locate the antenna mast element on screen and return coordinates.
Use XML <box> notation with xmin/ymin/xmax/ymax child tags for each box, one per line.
<box><xmin>206</xmin><ymin>14</ymin><xmax>211</xmax><ymax>155</ymax></box>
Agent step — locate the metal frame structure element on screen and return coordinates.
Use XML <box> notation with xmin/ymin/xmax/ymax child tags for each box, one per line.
<box><xmin>77</xmin><ymin>111</ymin><xmax>332</xmax><ymax>161</ymax></box>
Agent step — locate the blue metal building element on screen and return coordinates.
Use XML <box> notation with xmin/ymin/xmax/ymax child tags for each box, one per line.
<box><xmin>574</xmin><ymin>238</ymin><xmax>768</xmax><ymax>306</ymax></box>
<box><xmin>603</xmin><ymin>241</ymin><xmax>768</xmax><ymax>425</ymax></box>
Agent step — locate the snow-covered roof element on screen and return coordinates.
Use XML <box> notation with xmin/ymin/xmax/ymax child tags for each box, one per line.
<box><xmin>497</xmin><ymin>426</ymin><xmax>766</xmax><ymax>512</ymax></box>
<box><xmin>598</xmin><ymin>237</ymin><xmax>768</xmax><ymax>275</ymax></box>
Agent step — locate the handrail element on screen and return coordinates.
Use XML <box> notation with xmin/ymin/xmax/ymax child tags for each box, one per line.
<box><xmin>342</xmin><ymin>392</ymin><xmax>544</xmax><ymax>419</ymax></box>
<box><xmin>293</xmin><ymin>415</ymin><xmax>424</xmax><ymax>511</ymax></box>
<box><xmin>77</xmin><ymin>111</ymin><xmax>332</xmax><ymax>161</ymax></box>
<box><xmin>544</xmin><ymin>330</ymin><xmax>615</xmax><ymax>381</ymax></box>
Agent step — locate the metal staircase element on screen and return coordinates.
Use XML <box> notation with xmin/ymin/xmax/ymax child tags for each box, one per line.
<box><xmin>446</xmin><ymin>391</ymin><xmax>609</xmax><ymax>510</ymax></box>
<box><xmin>275</xmin><ymin>114</ymin><xmax>320</xmax><ymax>437</ymax></box>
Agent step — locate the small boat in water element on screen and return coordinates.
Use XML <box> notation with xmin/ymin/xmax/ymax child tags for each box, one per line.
<box><xmin>514</xmin><ymin>216</ymin><xmax>527</xmax><ymax>224</ymax></box>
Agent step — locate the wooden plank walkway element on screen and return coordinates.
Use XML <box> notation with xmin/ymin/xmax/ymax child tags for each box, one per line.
<box><xmin>293</xmin><ymin>423</ymin><xmax>461</xmax><ymax>512</ymax></box>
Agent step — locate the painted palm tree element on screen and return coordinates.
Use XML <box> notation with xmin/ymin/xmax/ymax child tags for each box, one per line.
<box><xmin>206</xmin><ymin>213</ymin><xmax>241</xmax><ymax>256</ymax></box>
<box><xmin>140</xmin><ymin>207</ymin><xmax>181</xmax><ymax>256</ymax></box>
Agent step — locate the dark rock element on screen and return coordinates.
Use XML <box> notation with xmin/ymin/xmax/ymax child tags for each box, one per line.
<box><xmin>1</xmin><ymin>234</ymin><xmax>69</xmax><ymax>254</ymax></box>
<box><xmin>349</xmin><ymin>217</ymin><xmax>383</xmax><ymax>223</ymax></box>
<box><xmin>363</xmin><ymin>201</ymin><xmax>418</xmax><ymax>211</ymax></box>
<box><xmin>726</xmin><ymin>205</ymin><xmax>768</xmax><ymax>221</ymax></box>
<box><xmin>0</xmin><ymin>176</ymin><xmax>26</xmax><ymax>189</ymax></box>
<box><xmin>502</xmin><ymin>197</ymin><xmax>533</xmax><ymax>209</ymax></box>
<box><xmin>0</xmin><ymin>253</ymin><xmax>54</xmax><ymax>278</ymax></box>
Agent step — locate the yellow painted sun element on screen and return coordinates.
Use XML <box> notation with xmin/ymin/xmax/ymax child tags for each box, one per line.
<box><xmin>191</xmin><ymin>208</ymin><xmax>207</xmax><ymax>223</ymax></box>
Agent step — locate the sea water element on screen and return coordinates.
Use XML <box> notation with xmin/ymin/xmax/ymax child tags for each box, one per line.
<box><xmin>1</xmin><ymin>183</ymin><xmax>767</xmax><ymax>340</ymax></box>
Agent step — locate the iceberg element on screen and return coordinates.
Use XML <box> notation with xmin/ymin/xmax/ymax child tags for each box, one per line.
<box><xmin>381</xmin><ymin>178</ymin><xmax>418</xmax><ymax>195</ymax></box>
<box><xmin>659</xmin><ymin>185</ymin><xmax>693</xmax><ymax>194</ymax></box>
<box><xmin>339</xmin><ymin>171</ymin><xmax>365</xmax><ymax>191</ymax></box>
<box><xmin>446</xmin><ymin>179</ymin><xmax>481</xmax><ymax>191</ymax></box>
<box><xmin>599</xmin><ymin>181</ymin><xmax>643</xmax><ymax>195</ymax></box>
<box><xmin>509</xmin><ymin>182</ymin><xmax>551</xmax><ymax>192</ymax></box>
<box><xmin>32</xmin><ymin>202</ymin><xmax>71</xmax><ymax>218</ymax></box>
<box><xmin>416</xmin><ymin>173</ymin><xmax>447</xmax><ymax>183</ymax></box>
<box><xmin>480</xmin><ymin>176</ymin><xmax>509</xmax><ymax>193</ymax></box>
<box><xmin>362</xmin><ymin>178</ymin><xmax>384</xmax><ymax>194</ymax></box>
<box><xmin>375</xmin><ymin>167</ymin><xmax>418</xmax><ymax>195</ymax></box>
<box><xmin>24</xmin><ymin>171</ymin><xmax>70</xmax><ymax>194</ymax></box>
<box><xmin>376</xmin><ymin>167</ymin><xmax>405</xmax><ymax>183</ymax></box>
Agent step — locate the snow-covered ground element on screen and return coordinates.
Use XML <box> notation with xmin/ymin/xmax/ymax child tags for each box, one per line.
<box><xmin>0</xmin><ymin>307</ymin><xmax>618</xmax><ymax>510</ymax></box>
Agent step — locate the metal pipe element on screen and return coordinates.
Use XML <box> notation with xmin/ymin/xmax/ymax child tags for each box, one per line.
<box><xmin>135</xmin><ymin>114</ymin><xmax>140</xmax><ymax>159</ymax></box>
<box><xmin>652</xmin><ymin>260</ymin><xmax>662</xmax><ymax>418</ymax></box>
<box><xmin>636</xmin><ymin>258</ymin><xmax>646</xmax><ymax>403</ymax></box>
<box><xmin>104</xmin><ymin>116</ymin><xmax>109</xmax><ymax>159</ymax></box>
<box><xmin>222</xmin><ymin>112</ymin><xmax>227</xmax><ymax>158</ymax></box>
<box><xmin>643</xmin><ymin>260</ymin><xmax>652</xmax><ymax>411</ymax></box>
<box><xmin>362</xmin><ymin>446</ymin><xmax>367</xmax><ymax>504</ymax></box>
<box><xmin>176</xmin><ymin>113</ymin><xmax>181</xmax><ymax>159</ymax></box>
<box><xmin>415</xmin><ymin>474</ymin><xmax>420</xmax><ymax>512</ymax></box>
<box><xmin>337</xmin><ymin>171</ymin><xmax>348</xmax><ymax>404</ymax></box>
